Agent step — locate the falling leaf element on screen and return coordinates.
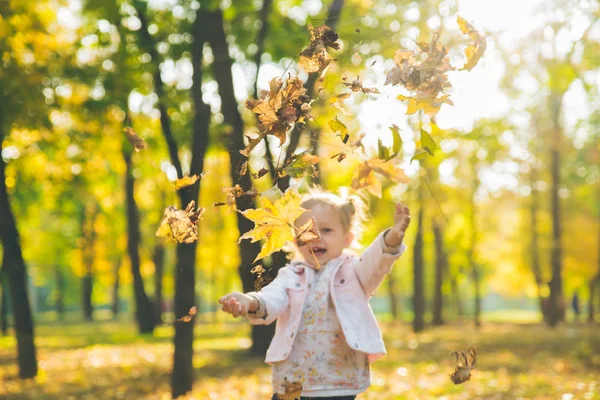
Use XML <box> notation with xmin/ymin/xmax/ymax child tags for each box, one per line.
<box><xmin>331</xmin><ymin>152</ymin><xmax>347</xmax><ymax>162</ymax></box>
<box><xmin>213</xmin><ymin>202</ymin><xmax>226</xmax><ymax>207</ymax></box>
<box><xmin>298</xmin><ymin>24</ymin><xmax>340</xmax><ymax>74</ymax></box>
<box><xmin>370</xmin><ymin>60</ymin><xmax>377</xmax><ymax>67</ymax></box>
<box><xmin>239</xmin><ymin>188</ymin><xmax>307</xmax><ymax>262</ymax></box>
<box><xmin>355</xmin><ymin>28</ymin><xmax>361</xmax><ymax>33</ymax></box>
<box><xmin>243</xmin><ymin>76</ymin><xmax>311</xmax><ymax>156</ymax></box>
<box><xmin>239</xmin><ymin>161</ymin><xmax>248</xmax><ymax>176</ymax></box>
<box><xmin>450</xmin><ymin>347</ymin><xmax>476</xmax><ymax>384</ymax></box>
<box><xmin>223</xmin><ymin>184</ymin><xmax>259</xmax><ymax>206</ymax></box>
<box><xmin>251</xmin><ymin>265</ymin><xmax>275</xmax><ymax>292</ymax></box>
<box><xmin>155</xmin><ymin>201</ymin><xmax>205</xmax><ymax>244</ymax></box>
<box><xmin>176</xmin><ymin>306</ymin><xmax>197</xmax><ymax>323</ymax></box>
<box><xmin>173</xmin><ymin>171</ymin><xmax>210</xmax><ymax>190</ymax></box>
<box><xmin>457</xmin><ymin>16</ymin><xmax>486</xmax><ymax>71</ymax></box>
<box><xmin>275</xmin><ymin>377</ymin><xmax>303</xmax><ymax>400</ymax></box>
<box><xmin>390</xmin><ymin>125</ymin><xmax>402</xmax><ymax>154</ymax></box>
<box><xmin>280</xmin><ymin>151</ymin><xmax>320</xmax><ymax>178</ymax></box>
<box><xmin>342</xmin><ymin>75</ymin><xmax>380</xmax><ymax>94</ymax></box>
<box><xmin>294</xmin><ymin>216</ymin><xmax>321</xmax><ymax>247</ymax></box>
<box><xmin>124</xmin><ymin>127</ymin><xmax>148</xmax><ymax>151</ymax></box>
<box><xmin>328</xmin><ymin>117</ymin><xmax>349</xmax><ymax>144</ymax></box>
<box><xmin>420</xmin><ymin>128</ymin><xmax>438</xmax><ymax>155</ymax></box>
<box><xmin>253</xmin><ymin>167</ymin><xmax>270</xmax><ymax>180</ymax></box>
<box><xmin>328</xmin><ymin>93</ymin><xmax>353</xmax><ymax>116</ymax></box>
<box><xmin>351</xmin><ymin>158</ymin><xmax>409</xmax><ymax>198</ymax></box>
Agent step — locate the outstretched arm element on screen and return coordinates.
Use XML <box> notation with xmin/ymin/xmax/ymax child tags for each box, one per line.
<box><xmin>354</xmin><ymin>203</ymin><xmax>411</xmax><ymax>297</ymax></box>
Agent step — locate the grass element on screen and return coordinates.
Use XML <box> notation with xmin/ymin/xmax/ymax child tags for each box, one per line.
<box><xmin>0</xmin><ymin>318</ymin><xmax>599</xmax><ymax>399</ymax></box>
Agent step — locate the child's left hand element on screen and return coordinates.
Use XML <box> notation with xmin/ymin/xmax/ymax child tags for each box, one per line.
<box><xmin>384</xmin><ymin>203</ymin><xmax>411</xmax><ymax>248</ymax></box>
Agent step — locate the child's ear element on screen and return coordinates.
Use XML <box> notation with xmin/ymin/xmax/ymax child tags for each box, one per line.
<box><xmin>344</xmin><ymin>231</ymin><xmax>354</xmax><ymax>247</ymax></box>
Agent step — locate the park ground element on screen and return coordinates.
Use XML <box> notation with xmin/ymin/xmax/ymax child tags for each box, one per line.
<box><xmin>0</xmin><ymin>313</ymin><xmax>599</xmax><ymax>400</ymax></box>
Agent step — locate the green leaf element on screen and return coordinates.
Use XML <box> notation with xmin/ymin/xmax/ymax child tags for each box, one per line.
<box><xmin>420</xmin><ymin>128</ymin><xmax>438</xmax><ymax>156</ymax></box>
<box><xmin>378</xmin><ymin>137</ymin><xmax>390</xmax><ymax>161</ymax></box>
<box><xmin>410</xmin><ymin>149</ymin><xmax>429</xmax><ymax>164</ymax></box>
<box><xmin>328</xmin><ymin>117</ymin><xmax>349</xmax><ymax>144</ymax></box>
<box><xmin>390</xmin><ymin>125</ymin><xmax>402</xmax><ymax>154</ymax></box>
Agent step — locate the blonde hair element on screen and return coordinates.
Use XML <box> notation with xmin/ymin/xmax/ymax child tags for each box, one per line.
<box><xmin>299</xmin><ymin>186</ymin><xmax>368</xmax><ymax>252</ymax></box>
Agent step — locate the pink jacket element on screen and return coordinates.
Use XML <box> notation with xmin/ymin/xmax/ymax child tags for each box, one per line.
<box><xmin>246</xmin><ymin>230</ymin><xmax>407</xmax><ymax>364</ymax></box>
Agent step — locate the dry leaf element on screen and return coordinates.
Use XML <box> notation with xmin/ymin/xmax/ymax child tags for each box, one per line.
<box><xmin>351</xmin><ymin>158</ymin><xmax>409</xmax><ymax>198</ymax></box>
<box><xmin>239</xmin><ymin>161</ymin><xmax>248</xmax><ymax>176</ymax></box>
<box><xmin>155</xmin><ymin>201</ymin><xmax>205</xmax><ymax>244</ymax></box>
<box><xmin>223</xmin><ymin>184</ymin><xmax>259</xmax><ymax>207</ymax></box>
<box><xmin>251</xmin><ymin>265</ymin><xmax>275</xmax><ymax>292</ymax></box>
<box><xmin>450</xmin><ymin>347</ymin><xmax>477</xmax><ymax>384</ymax></box>
<box><xmin>243</xmin><ymin>76</ymin><xmax>311</xmax><ymax>156</ymax></box>
<box><xmin>173</xmin><ymin>171</ymin><xmax>209</xmax><ymax>190</ymax></box>
<box><xmin>331</xmin><ymin>152</ymin><xmax>347</xmax><ymax>162</ymax></box>
<box><xmin>176</xmin><ymin>306</ymin><xmax>197</xmax><ymax>323</ymax></box>
<box><xmin>328</xmin><ymin>93</ymin><xmax>353</xmax><ymax>116</ymax></box>
<box><xmin>279</xmin><ymin>151</ymin><xmax>320</xmax><ymax>178</ymax></box>
<box><xmin>342</xmin><ymin>75</ymin><xmax>380</xmax><ymax>94</ymax></box>
<box><xmin>275</xmin><ymin>377</ymin><xmax>303</xmax><ymax>400</ymax></box>
<box><xmin>294</xmin><ymin>216</ymin><xmax>320</xmax><ymax>247</ymax></box>
<box><xmin>239</xmin><ymin>188</ymin><xmax>307</xmax><ymax>262</ymax></box>
<box><xmin>124</xmin><ymin>127</ymin><xmax>147</xmax><ymax>151</ymax></box>
<box><xmin>298</xmin><ymin>24</ymin><xmax>340</xmax><ymax>75</ymax></box>
<box><xmin>253</xmin><ymin>167</ymin><xmax>270</xmax><ymax>180</ymax></box>
<box><xmin>457</xmin><ymin>16</ymin><xmax>486</xmax><ymax>71</ymax></box>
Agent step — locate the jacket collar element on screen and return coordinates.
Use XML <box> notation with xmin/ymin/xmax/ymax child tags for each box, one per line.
<box><xmin>289</xmin><ymin>253</ymin><xmax>351</xmax><ymax>274</ymax></box>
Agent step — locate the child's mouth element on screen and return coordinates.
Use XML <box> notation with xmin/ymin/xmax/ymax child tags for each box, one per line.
<box><xmin>311</xmin><ymin>248</ymin><xmax>326</xmax><ymax>256</ymax></box>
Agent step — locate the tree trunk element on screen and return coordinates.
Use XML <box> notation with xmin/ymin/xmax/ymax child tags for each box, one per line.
<box><xmin>0</xmin><ymin>130</ymin><xmax>38</xmax><ymax>378</ymax></box>
<box><xmin>205</xmin><ymin>9</ymin><xmax>279</xmax><ymax>356</ymax></box>
<box><xmin>387</xmin><ymin>271</ymin><xmax>400</xmax><ymax>321</ymax></box>
<box><xmin>548</xmin><ymin>93</ymin><xmax>564</xmax><ymax>327</ymax></box>
<box><xmin>55</xmin><ymin>264</ymin><xmax>65</xmax><ymax>320</ymax></box>
<box><xmin>1</xmin><ymin>265</ymin><xmax>8</xmax><ymax>335</ymax></box>
<box><xmin>124</xmin><ymin>150</ymin><xmax>156</xmax><ymax>334</ymax></box>
<box><xmin>135</xmin><ymin>4</ymin><xmax>211</xmax><ymax>395</ymax></box>
<box><xmin>468</xmin><ymin>158</ymin><xmax>481</xmax><ymax>327</ymax></box>
<box><xmin>588</xmin><ymin>187</ymin><xmax>600</xmax><ymax>323</ymax></box>
<box><xmin>529</xmin><ymin>169</ymin><xmax>546</xmax><ymax>321</ymax></box>
<box><xmin>111</xmin><ymin>258</ymin><xmax>120</xmax><ymax>319</ymax></box>
<box><xmin>153</xmin><ymin>241</ymin><xmax>165</xmax><ymax>323</ymax></box>
<box><xmin>449</xmin><ymin>272</ymin><xmax>464</xmax><ymax>317</ymax></box>
<box><xmin>412</xmin><ymin>181</ymin><xmax>425</xmax><ymax>332</ymax></box>
<box><xmin>432</xmin><ymin>219</ymin><xmax>445</xmax><ymax>326</ymax></box>
<box><xmin>81</xmin><ymin>203</ymin><xmax>97</xmax><ymax>322</ymax></box>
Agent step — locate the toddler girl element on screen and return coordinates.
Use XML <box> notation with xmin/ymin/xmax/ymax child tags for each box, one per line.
<box><xmin>219</xmin><ymin>189</ymin><xmax>411</xmax><ymax>399</ymax></box>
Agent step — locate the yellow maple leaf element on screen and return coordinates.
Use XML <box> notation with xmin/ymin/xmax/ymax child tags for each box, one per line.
<box><xmin>457</xmin><ymin>16</ymin><xmax>486</xmax><ymax>71</ymax></box>
<box><xmin>239</xmin><ymin>188</ymin><xmax>307</xmax><ymax>262</ymax></box>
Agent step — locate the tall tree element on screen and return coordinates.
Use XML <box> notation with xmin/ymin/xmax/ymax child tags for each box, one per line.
<box><xmin>412</xmin><ymin>177</ymin><xmax>425</xmax><ymax>332</ymax></box>
<box><xmin>432</xmin><ymin>218</ymin><xmax>445</xmax><ymax>326</ymax></box>
<box><xmin>124</xmin><ymin>147</ymin><xmax>157</xmax><ymax>333</ymax></box>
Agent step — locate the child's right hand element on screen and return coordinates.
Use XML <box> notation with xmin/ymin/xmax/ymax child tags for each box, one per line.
<box><xmin>218</xmin><ymin>292</ymin><xmax>255</xmax><ymax>318</ymax></box>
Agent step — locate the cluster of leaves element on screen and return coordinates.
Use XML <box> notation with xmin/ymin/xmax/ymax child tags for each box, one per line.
<box><xmin>385</xmin><ymin>16</ymin><xmax>486</xmax><ymax>116</ymax></box>
<box><xmin>243</xmin><ymin>77</ymin><xmax>312</xmax><ymax>156</ymax></box>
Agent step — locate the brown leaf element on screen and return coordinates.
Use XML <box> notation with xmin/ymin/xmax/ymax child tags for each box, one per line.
<box><xmin>294</xmin><ymin>216</ymin><xmax>321</xmax><ymax>247</ymax></box>
<box><xmin>243</xmin><ymin>76</ymin><xmax>311</xmax><ymax>156</ymax></box>
<box><xmin>275</xmin><ymin>377</ymin><xmax>303</xmax><ymax>400</ymax></box>
<box><xmin>155</xmin><ymin>201</ymin><xmax>205</xmax><ymax>244</ymax></box>
<box><xmin>298</xmin><ymin>24</ymin><xmax>340</xmax><ymax>74</ymax></box>
<box><xmin>123</xmin><ymin>127</ymin><xmax>148</xmax><ymax>151</ymax></box>
<box><xmin>342</xmin><ymin>75</ymin><xmax>380</xmax><ymax>94</ymax></box>
<box><xmin>223</xmin><ymin>184</ymin><xmax>259</xmax><ymax>206</ymax></box>
<box><xmin>330</xmin><ymin>152</ymin><xmax>347</xmax><ymax>162</ymax></box>
<box><xmin>239</xmin><ymin>161</ymin><xmax>248</xmax><ymax>176</ymax></box>
<box><xmin>351</xmin><ymin>159</ymin><xmax>409</xmax><ymax>198</ymax></box>
<box><xmin>253</xmin><ymin>167</ymin><xmax>270</xmax><ymax>180</ymax></box>
<box><xmin>450</xmin><ymin>347</ymin><xmax>477</xmax><ymax>384</ymax></box>
<box><xmin>251</xmin><ymin>265</ymin><xmax>275</xmax><ymax>292</ymax></box>
<box><xmin>176</xmin><ymin>306</ymin><xmax>197</xmax><ymax>323</ymax></box>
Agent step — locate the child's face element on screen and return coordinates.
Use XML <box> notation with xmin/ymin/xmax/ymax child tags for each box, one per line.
<box><xmin>295</xmin><ymin>203</ymin><xmax>354</xmax><ymax>268</ymax></box>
